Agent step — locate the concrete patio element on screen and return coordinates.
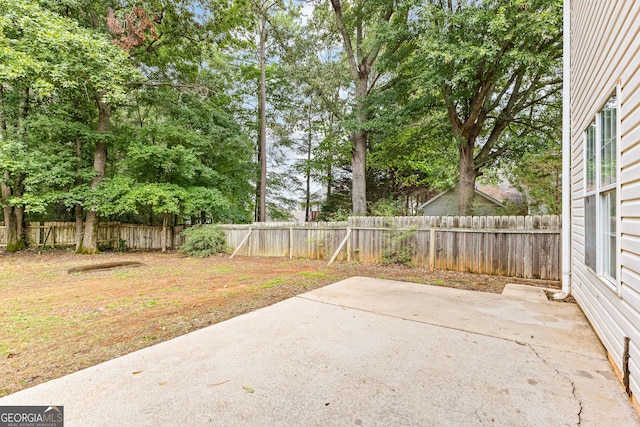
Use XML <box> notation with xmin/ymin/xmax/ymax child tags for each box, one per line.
<box><xmin>1</xmin><ymin>277</ymin><xmax>638</xmax><ymax>426</ymax></box>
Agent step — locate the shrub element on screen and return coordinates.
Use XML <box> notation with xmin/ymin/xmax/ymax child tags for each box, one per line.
<box><xmin>179</xmin><ymin>225</ymin><xmax>227</xmax><ymax>258</ymax></box>
<box><xmin>381</xmin><ymin>218</ymin><xmax>415</xmax><ymax>266</ymax></box>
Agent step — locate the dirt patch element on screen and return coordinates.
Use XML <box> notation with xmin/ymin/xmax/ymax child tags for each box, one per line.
<box><xmin>0</xmin><ymin>249</ymin><xmax>564</xmax><ymax>397</ymax></box>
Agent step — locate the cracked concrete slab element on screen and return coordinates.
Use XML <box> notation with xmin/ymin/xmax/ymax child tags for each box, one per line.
<box><xmin>1</xmin><ymin>277</ymin><xmax>638</xmax><ymax>426</ymax></box>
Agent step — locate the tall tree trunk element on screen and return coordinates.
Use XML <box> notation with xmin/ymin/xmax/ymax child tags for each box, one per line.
<box><xmin>161</xmin><ymin>213</ymin><xmax>168</xmax><ymax>252</ymax></box>
<box><xmin>330</xmin><ymin>0</ymin><xmax>378</xmax><ymax>216</ymax></box>
<box><xmin>75</xmin><ymin>204</ymin><xmax>84</xmax><ymax>250</ymax></box>
<box><xmin>15</xmin><ymin>87</ymin><xmax>28</xmax><ymax>246</ymax></box>
<box><xmin>74</xmin><ymin>134</ymin><xmax>83</xmax><ymax>250</ymax></box>
<box><xmin>1</xmin><ymin>171</ymin><xmax>17</xmax><ymax>249</ymax></box>
<box><xmin>326</xmin><ymin>114</ymin><xmax>333</xmax><ymax>199</ymax></box>
<box><xmin>0</xmin><ymin>85</ymin><xmax>12</xmax><ymax>248</ymax></box>
<box><xmin>458</xmin><ymin>142</ymin><xmax>477</xmax><ymax>216</ymax></box>
<box><xmin>1</xmin><ymin>87</ymin><xmax>29</xmax><ymax>251</ymax></box>
<box><xmin>305</xmin><ymin>102</ymin><xmax>312</xmax><ymax>222</ymax></box>
<box><xmin>81</xmin><ymin>97</ymin><xmax>110</xmax><ymax>252</ymax></box>
<box><xmin>258</xmin><ymin>15</ymin><xmax>268</xmax><ymax>223</ymax></box>
<box><xmin>352</xmin><ymin>77</ymin><xmax>368</xmax><ymax>215</ymax></box>
<box><xmin>254</xmin><ymin>135</ymin><xmax>261</xmax><ymax>222</ymax></box>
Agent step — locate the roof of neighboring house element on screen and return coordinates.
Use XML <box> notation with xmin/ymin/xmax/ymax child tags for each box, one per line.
<box><xmin>417</xmin><ymin>186</ymin><xmax>501</xmax><ymax>212</ymax></box>
<box><xmin>417</xmin><ymin>183</ymin><xmax>522</xmax><ymax>213</ymax></box>
<box><xmin>476</xmin><ymin>185</ymin><xmax>522</xmax><ymax>204</ymax></box>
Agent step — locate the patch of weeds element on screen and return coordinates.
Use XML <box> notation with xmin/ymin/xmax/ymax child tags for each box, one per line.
<box><xmin>381</xmin><ymin>218</ymin><xmax>416</xmax><ymax>266</ymax></box>
<box><xmin>36</xmin><ymin>271</ymin><xmax>58</xmax><ymax>279</ymax></box>
<box><xmin>142</xmin><ymin>334</ymin><xmax>159</xmax><ymax>341</ymax></box>
<box><xmin>113</xmin><ymin>270</ymin><xmax>141</xmax><ymax>279</ymax></box>
<box><xmin>294</xmin><ymin>282</ymin><xmax>313</xmax><ymax>288</ymax></box>
<box><xmin>205</xmin><ymin>265</ymin><xmax>234</xmax><ymax>274</ymax></box>
<box><xmin>5</xmin><ymin>314</ymin><xmax>69</xmax><ymax>344</ymax></box>
<box><xmin>140</xmin><ymin>300</ymin><xmax>158</xmax><ymax>308</ymax></box>
<box><xmin>297</xmin><ymin>271</ymin><xmax>330</xmax><ymax>279</ymax></box>
<box><xmin>0</xmin><ymin>272</ymin><xmax>18</xmax><ymax>281</ymax></box>
<box><xmin>431</xmin><ymin>279</ymin><xmax>444</xmax><ymax>286</ymax></box>
<box><xmin>0</xmin><ymin>343</ymin><xmax>13</xmax><ymax>358</ymax></box>
<box><xmin>218</xmin><ymin>291</ymin><xmax>236</xmax><ymax>298</ymax></box>
<box><xmin>107</xmin><ymin>297</ymin><xmax>133</xmax><ymax>311</ymax></box>
<box><xmin>255</xmin><ymin>278</ymin><xmax>286</xmax><ymax>290</ymax></box>
<box><xmin>161</xmin><ymin>286</ymin><xmax>181</xmax><ymax>293</ymax></box>
<box><xmin>75</xmin><ymin>311</ymin><xmax>101</xmax><ymax>321</ymax></box>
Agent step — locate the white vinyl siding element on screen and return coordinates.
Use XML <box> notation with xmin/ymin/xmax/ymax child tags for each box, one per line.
<box><xmin>571</xmin><ymin>0</ymin><xmax>640</xmax><ymax>401</ymax></box>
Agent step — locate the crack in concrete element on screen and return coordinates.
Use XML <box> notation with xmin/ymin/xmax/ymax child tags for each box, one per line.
<box><xmin>527</xmin><ymin>344</ymin><xmax>583</xmax><ymax>426</ymax></box>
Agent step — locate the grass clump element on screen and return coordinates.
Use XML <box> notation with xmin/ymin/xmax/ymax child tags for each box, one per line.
<box><xmin>179</xmin><ymin>225</ymin><xmax>227</xmax><ymax>258</ymax></box>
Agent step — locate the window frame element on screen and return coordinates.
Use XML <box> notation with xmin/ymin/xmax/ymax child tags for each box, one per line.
<box><xmin>583</xmin><ymin>89</ymin><xmax>620</xmax><ymax>290</ymax></box>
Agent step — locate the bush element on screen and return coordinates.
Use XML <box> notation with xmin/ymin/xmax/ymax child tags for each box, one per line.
<box><xmin>179</xmin><ymin>225</ymin><xmax>227</xmax><ymax>258</ymax></box>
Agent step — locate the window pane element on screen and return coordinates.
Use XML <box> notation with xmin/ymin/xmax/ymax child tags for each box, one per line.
<box><xmin>585</xmin><ymin>195</ymin><xmax>596</xmax><ymax>270</ymax></box>
<box><xmin>602</xmin><ymin>191</ymin><xmax>617</xmax><ymax>279</ymax></box>
<box><xmin>586</xmin><ymin>122</ymin><xmax>596</xmax><ymax>192</ymax></box>
<box><xmin>600</xmin><ymin>94</ymin><xmax>617</xmax><ymax>187</ymax></box>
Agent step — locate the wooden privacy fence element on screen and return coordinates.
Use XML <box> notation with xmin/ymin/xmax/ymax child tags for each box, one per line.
<box><xmin>1</xmin><ymin>216</ymin><xmax>561</xmax><ymax>280</ymax></box>
<box><xmin>0</xmin><ymin>222</ymin><xmax>186</xmax><ymax>250</ymax></box>
<box><xmin>222</xmin><ymin>215</ymin><xmax>561</xmax><ymax>280</ymax></box>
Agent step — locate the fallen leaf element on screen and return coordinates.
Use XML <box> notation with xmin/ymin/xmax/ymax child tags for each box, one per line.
<box><xmin>242</xmin><ymin>385</ymin><xmax>254</xmax><ymax>393</ymax></box>
<box><xmin>132</xmin><ymin>370</ymin><xmax>144</xmax><ymax>375</ymax></box>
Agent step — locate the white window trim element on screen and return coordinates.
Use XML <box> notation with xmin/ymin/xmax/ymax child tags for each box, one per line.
<box><xmin>616</xmin><ymin>84</ymin><xmax>622</xmax><ymax>297</ymax></box>
<box><xmin>583</xmin><ymin>86</ymin><xmax>620</xmax><ymax>292</ymax></box>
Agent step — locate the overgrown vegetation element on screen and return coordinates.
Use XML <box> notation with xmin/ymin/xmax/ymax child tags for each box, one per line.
<box><xmin>179</xmin><ymin>226</ymin><xmax>227</xmax><ymax>258</ymax></box>
<box><xmin>381</xmin><ymin>218</ymin><xmax>416</xmax><ymax>266</ymax></box>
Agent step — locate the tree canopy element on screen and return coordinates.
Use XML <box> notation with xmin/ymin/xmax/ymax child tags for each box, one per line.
<box><xmin>0</xmin><ymin>0</ymin><xmax>564</xmax><ymax>252</ymax></box>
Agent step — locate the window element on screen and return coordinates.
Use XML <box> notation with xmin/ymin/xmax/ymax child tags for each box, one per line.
<box><xmin>584</xmin><ymin>92</ymin><xmax>618</xmax><ymax>284</ymax></box>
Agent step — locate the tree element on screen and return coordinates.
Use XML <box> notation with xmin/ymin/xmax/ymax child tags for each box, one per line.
<box><xmin>328</xmin><ymin>0</ymin><xmax>410</xmax><ymax>215</ymax></box>
<box><xmin>411</xmin><ymin>0</ymin><xmax>562</xmax><ymax>215</ymax></box>
<box><xmin>0</xmin><ymin>0</ymin><xmax>134</xmax><ymax>251</ymax></box>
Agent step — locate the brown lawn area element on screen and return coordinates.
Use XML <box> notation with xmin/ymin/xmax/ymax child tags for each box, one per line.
<box><xmin>0</xmin><ymin>250</ymin><xmax>561</xmax><ymax>397</ymax></box>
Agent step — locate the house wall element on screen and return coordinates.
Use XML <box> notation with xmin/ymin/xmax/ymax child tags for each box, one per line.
<box><xmin>570</xmin><ymin>0</ymin><xmax>640</xmax><ymax>399</ymax></box>
<box><xmin>421</xmin><ymin>190</ymin><xmax>502</xmax><ymax>216</ymax></box>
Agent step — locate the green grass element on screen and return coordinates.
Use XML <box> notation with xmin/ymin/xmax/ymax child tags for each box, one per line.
<box><xmin>254</xmin><ymin>278</ymin><xmax>286</xmax><ymax>290</ymax></box>
<box><xmin>140</xmin><ymin>300</ymin><xmax>158</xmax><ymax>308</ymax></box>
<box><xmin>2</xmin><ymin>313</ymin><xmax>71</xmax><ymax>348</ymax></box>
<box><xmin>75</xmin><ymin>311</ymin><xmax>102</xmax><ymax>321</ymax></box>
<box><xmin>113</xmin><ymin>270</ymin><xmax>141</xmax><ymax>279</ymax></box>
<box><xmin>297</xmin><ymin>270</ymin><xmax>336</xmax><ymax>280</ymax></box>
<box><xmin>203</xmin><ymin>265</ymin><xmax>235</xmax><ymax>274</ymax></box>
<box><xmin>0</xmin><ymin>272</ymin><xmax>19</xmax><ymax>281</ymax></box>
<box><xmin>106</xmin><ymin>297</ymin><xmax>133</xmax><ymax>311</ymax></box>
